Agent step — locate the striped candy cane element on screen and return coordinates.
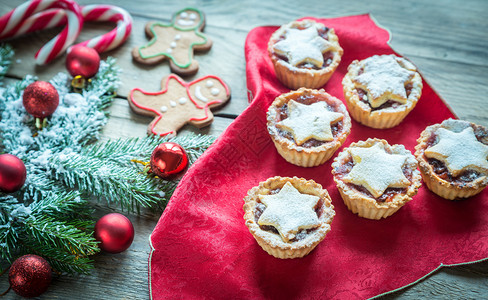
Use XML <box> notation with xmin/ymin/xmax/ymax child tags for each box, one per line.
<box><xmin>0</xmin><ymin>9</ymin><xmax>65</xmax><ymax>39</ymax></box>
<box><xmin>0</xmin><ymin>4</ymin><xmax>132</xmax><ymax>55</ymax></box>
<box><xmin>74</xmin><ymin>5</ymin><xmax>132</xmax><ymax>53</ymax></box>
<box><xmin>0</xmin><ymin>0</ymin><xmax>83</xmax><ymax>65</ymax></box>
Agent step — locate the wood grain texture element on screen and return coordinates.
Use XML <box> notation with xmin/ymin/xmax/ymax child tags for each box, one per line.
<box><xmin>0</xmin><ymin>0</ymin><xmax>487</xmax><ymax>299</ymax></box>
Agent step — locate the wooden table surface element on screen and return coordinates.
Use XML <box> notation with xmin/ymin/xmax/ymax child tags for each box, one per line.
<box><xmin>1</xmin><ymin>0</ymin><xmax>487</xmax><ymax>298</ymax></box>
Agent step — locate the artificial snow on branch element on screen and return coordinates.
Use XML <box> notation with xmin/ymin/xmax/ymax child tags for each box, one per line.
<box><xmin>0</xmin><ymin>44</ymin><xmax>216</xmax><ymax>274</ymax></box>
<box><xmin>0</xmin><ymin>43</ymin><xmax>13</xmax><ymax>81</ymax></box>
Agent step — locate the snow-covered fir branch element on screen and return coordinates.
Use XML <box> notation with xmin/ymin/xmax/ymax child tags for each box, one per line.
<box><xmin>0</xmin><ymin>43</ymin><xmax>13</xmax><ymax>81</ymax></box>
<box><xmin>50</xmin><ymin>151</ymin><xmax>162</xmax><ymax>212</ymax></box>
<box><xmin>0</xmin><ymin>49</ymin><xmax>120</xmax><ymax>273</ymax></box>
<box><xmin>0</xmin><ymin>44</ymin><xmax>217</xmax><ymax>274</ymax></box>
<box><xmin>83</xmin><ymin>133</ymin><xmax>215</xmax><ymax>164</ymax></box>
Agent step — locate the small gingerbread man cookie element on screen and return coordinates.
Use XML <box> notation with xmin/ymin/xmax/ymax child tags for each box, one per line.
<box><xmin>129</xmin><ymin>74</ymin><xmax>231</xmax><ymax>136</ymax></box>
<box><xmin>132</xmin><ymin>8</ymin><xmax>212</xmax><ymax>76</ymax></box>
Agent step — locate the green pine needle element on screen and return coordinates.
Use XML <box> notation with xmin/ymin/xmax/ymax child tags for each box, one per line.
<box><xmin>54</xmin><ymin>133</ymin><xmax>216</xmax><ymax>212</ymax></box>
<box><xmin>20</xmin><ymin>239</ymin><xmax>97</xmax><ymax>275</ymax></box>
<box><xmin>23</xmin><ymin>215</ymin><xmax>99</xmax><ymax>258</ymax></box>
<box><xmin>0</xmin><ymin>210</ymin><xmax>20</xmax><ymax>262</ymax></box>
<box><xmin>24</xmin><ymin>173</ymin><xmax>72</xmax><ymax>202</ymax></box>
<box><xmin>50</xmin><ymin>152</ymin><xmax>162</xmax><ymax>212</ymax></box>
<box><xmin>28</xmin><ymin>191</ymin><xmax>94</xmax><ymax>221</ymax></box>
<box><xmin>0</xmin><ymin>44</ymin><xmax>216</xmax><ymax>275</ymax></box>
<box><xmin>83</xmin><ymin>133</ymin><xmax>215</xmax><ymax>163</ymax></box>
<box><xmin>0</xmin><ymin>43</ymin><xmax>13</xmax><ymax>80</ymax></box>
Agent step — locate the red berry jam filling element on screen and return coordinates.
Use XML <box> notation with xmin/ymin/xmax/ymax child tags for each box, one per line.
<box><xmin>355</xmin><ymin>81</ymin><xmax>413</xmax><ymax>111</ymax></box>
<box><xmin>254</xmin><ymin>187</ymin><xmax>324</xmax><ymax>242</ymax></box>
<box><xmin>427</xmin><ymin>158</ymin><xmax>480</xmax><ymax>184</ymax></box>
<box><xmin>277</xmin><ymin>51</ymin><xmax>334</xmax><ymax>70</ymax></box>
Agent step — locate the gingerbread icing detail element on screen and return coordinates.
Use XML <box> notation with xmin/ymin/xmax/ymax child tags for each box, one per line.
<box><xmin>132</xmin><ymin>8</ymin><xmax>212</xmax><ymax>76</ymax></box>
<box><xmin>129</xmin><ymin>74</ymin><xmax>231</xmax><ymax>136</ymax></box>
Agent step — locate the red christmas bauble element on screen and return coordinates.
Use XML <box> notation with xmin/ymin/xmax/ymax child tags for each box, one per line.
<box><xmin>22</xmin><ymin>81</ymin><xmax>59</xmax><ymax>119</ymax></box>
<box><xmin>66</xmin><ymin>46</ymin><xmax>100</xmax><ymax>79</ymax></box>
<box><xmin>150</xmin><ymin>142</ymin><xmax>188</xmax><ymax>179</ymax></box>
<box><xmin>94</xmin><ymin>213</ymin><xmax>134</xmax><ymax>254</ymax></box>
<box><xmin>0</xmin><ymin>154</ymin><xmax>26</xmax><ymax>193</ymax></box>
<box><xmin>8</xmin><ymin>254</ymin><xmax>52</xmax><ymax>298</ymax></box>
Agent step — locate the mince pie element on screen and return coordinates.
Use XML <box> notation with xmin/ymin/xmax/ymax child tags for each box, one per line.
<box><xmin>415</xmin><ymin>119</ymin><xmax>488</xmax><ymax>200</ymax></box>
<box><xmin>342</xmin><ymin>54</ymin><xmax>423</xmax><ymax>129</ymax></box>
<box><xmin>268</xmin><ymin>19</ymin><xmax>343</xmax><ymax>89</ymax></box>
<box><xmin>267</xmin><ymin>88</ymin><xmax>351</xmax><ymax>167</ymax></box>
<box><xmin>332</xmin><ymin>138</ymin><xmax>422</xmax><ymax>219</ymax></box>
<box><xmin>243</xmin><ymin>176</ymin><xmax>335</xmax><ymax>259</ymax></box>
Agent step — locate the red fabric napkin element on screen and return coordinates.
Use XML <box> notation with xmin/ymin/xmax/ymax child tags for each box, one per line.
<box><xmin>149</xmin><ymin>14</ymin><xmax>488</xmax><ymax>299</ymax></box>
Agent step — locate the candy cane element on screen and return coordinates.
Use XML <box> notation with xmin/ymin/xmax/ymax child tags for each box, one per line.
<box><xmin>74</xmin><ymin>5</ymin><xmax>132</xmax><ymax>53</ymax></box>
<box><xmin>1</xmin><ymin>4</ymin><xmax>132</xmax><ymax>55</ymax></box>
<box><xmin>0</xmin><ymin>9</ymin><xmax>65</xmax><ymax>39</ymax></box>
<box><xmin>0</xmin><ymin>0</ymin><xmax>83</xmax><ymax>65</ymax></box>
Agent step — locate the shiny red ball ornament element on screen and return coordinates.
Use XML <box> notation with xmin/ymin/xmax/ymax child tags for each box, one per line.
<box><xmin>150</xmin><ymin>142</ymin><xmax>188</xmax><ymax>179</ymax></box>
<box><xmin>66</xmin><ymin>46</ymin><xmax>100</xmax><ymax>79</ymax></box>
<box><xmin>22</xmin><ymin>81</ymin><xmax>59</xmax><ymax>119</ymax></box>
<box><xmin>94</xmin><ymin>213</ymin><xmax>134</xmax><ymax>254</ymax></box>
<box><xmin>0</xmin><ymin>154</ymin><xmax>26</xmax><ymax>193</ymax></box>
<box><xmin>8</xmin><ymin>254</ymin><xmax>52</xmax><ymax>298</ymax></box>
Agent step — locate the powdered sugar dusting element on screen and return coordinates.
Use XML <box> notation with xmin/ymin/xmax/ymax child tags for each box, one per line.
<box><xmin>257</xmin><ymin>182</ymin><xmax>320</xmax><ymax>242</ymax></box>
<box><xmin>425</xmin><ymin>127</ymin><xmax>488</xmax><ymax>176</ymax></box>
<box><xmin>344</xmin><ymin>143</ymin><xmax>411</xmax><ymax>198</ymax></box>
<box><xmin>273</xmin><ymin>23</ymin><xmax>332</xmax><ymax>68</ymax></box>
<box><xmin>276</xmin><ymin>100</ymin><xmax>343</xmax><ymax>145</ymax></box>
<box><xmin>354</xmin><ymin>55</ymin><xmax>415</xmax><ymax>108</ymax></box>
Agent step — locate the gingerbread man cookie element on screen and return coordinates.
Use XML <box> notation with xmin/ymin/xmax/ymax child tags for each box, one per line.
<box><xmin>132</xmin><ymin>7</ymin><xmax>212</xmax><ymax>76</ymax></box>
<box><xmin>129</xmin><ymin>74</ymin><xmax>231</xmax><ymax>136</ymax></box>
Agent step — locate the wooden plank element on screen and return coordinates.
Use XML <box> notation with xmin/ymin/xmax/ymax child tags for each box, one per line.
<box><xmin>407</xmin><ymin>56</ymin><xmax>488</xmax><ymax>127</ymax></box>
<box><xmin>380</xmin><ymin>259</ymin><xmax>488</xmax><ymax>298</ymax></box>
<box><xmin>74</xmin><ymin>0</ymin><xmax>488</xmax><ymax>66</ymax></box>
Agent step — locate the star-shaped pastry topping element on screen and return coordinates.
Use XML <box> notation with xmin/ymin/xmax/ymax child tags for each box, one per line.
<box><xmin>425</xmin><ymin>127</ymin><xmax>488</xmax><ymax>177</ymax></box>
<box><xmin>273</xmin><ymin>25</ymin><xmax>332</xmax><ymax>68</ymax></box>
<box><xmin>343</xmin><ymin>143</ymin><xmax>411</xmax><ymax>198</ymax></box>
<box><xmin>276</xmin><ymin>100</ymin><xmax>343</xmax><ymax>145</ymax></box>
<box><xmin>354</xmin><ymin>55</ymin><xmax>416</xmax><ymax>108</ymax></box>
<box><xmin>258</xmin><ymin>182</ymin><xmax>320</xmax><ymax>242</ymax></box>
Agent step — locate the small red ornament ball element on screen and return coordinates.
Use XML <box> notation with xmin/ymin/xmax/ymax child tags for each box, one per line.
<box><xmin>66</xmin><ymin>46</ymin><xmax>100</xmax><ymax>79</ymax></box>
<box><xmin>8</xmin><ymin>254</ymin><xmax>52</xmax><ymax>298</ymax></box>
<box><xmin>150</xmin><ymin>142</ymin><xmax>188</xmax><ymax>179</ymax></box>
<box><xmin>94</xmin><ymin>213</ymin><xmax>134</xmax><ymax>254</ymax></box>
<box><xmin>0</xmin><ymin>154</ymin><xmax>26</xmax><ymax>193</ymax></box>
<box><xmin>22</xmin><ymin>81</ymin><xmax>59</xmax><ymax>119</ymax></box>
